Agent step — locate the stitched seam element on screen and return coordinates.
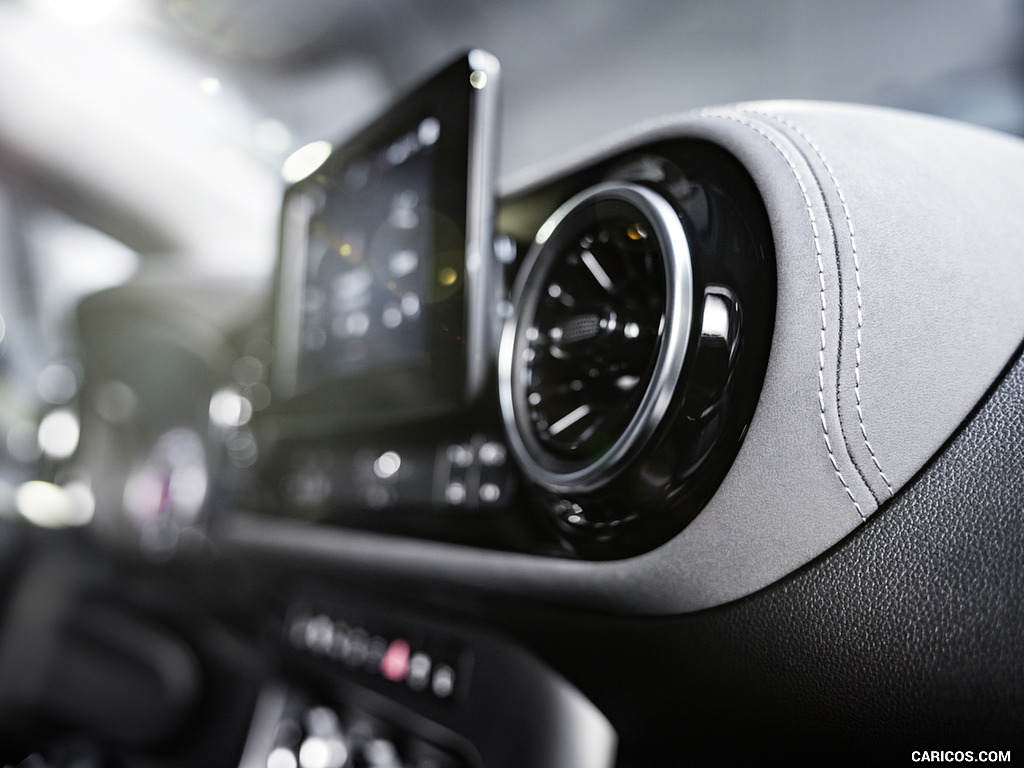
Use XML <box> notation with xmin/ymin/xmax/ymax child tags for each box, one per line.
<box><xmin>746</xmin><ymin>112</ymin><xmax>882</xmax><ymax>503</ymax></box>
<box><xmin>803</xmin><ymin>157</ymin><xmax>879</xmax><ymax>504</ymax></box>
<box><xmin>750</xmin><ymin>111</ymin><xmax>893</xmax><ymax>495</ymax></box>
<box><xmin>699</xmin><ymin>109</ymin><xmax>865</xmax><ymax>519</ymax></box>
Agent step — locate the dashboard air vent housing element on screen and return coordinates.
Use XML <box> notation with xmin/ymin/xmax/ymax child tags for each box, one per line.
<box><xmin>499</xmin><ymin>143</ymin><xmax>776</xmax><ymax>557</ymax></box>
<box><xmin>500</xmin><ymin>182</ymin><xmax>693</xmax><ymax>494</ymax></box>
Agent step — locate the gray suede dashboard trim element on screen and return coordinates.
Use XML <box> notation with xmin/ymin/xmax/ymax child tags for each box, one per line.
<box><xmin>226</xmin><ymin>101</ymin><xmax>1024</xmax><ymax>615</ymax></box>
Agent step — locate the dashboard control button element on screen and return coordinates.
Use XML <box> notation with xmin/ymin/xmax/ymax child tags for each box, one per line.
<box><xmin>345</xmin><ymin>628</ymin><xmax>369</xmax><ymax>667</ymax></box>
<box><xmin>479</xmin><ymin>483</ymin><xmax>501</xmax><ymax>504</ymax></box>
<box><xmin>431</xmin><ymin>664</ymin><xmax>456</xmax><ymax>698</ymax></box>
<box><xmin>478</xmin><ymin>441</ymin><xmax>507</xmax><ymax>466</ymax></box>
<box><xmin>267</xmin><ymin>747</ymin><xmax>298</xmax><ymax>768</ymax></box>
<box><xmin>304</xmin><ymin>706</ymin><xmax>340</xmax><ymax>736</ymax></box>
<box><xmin>447</xmin><ymin>444</ymin><xmax>474</xmax><ymax>468</ymax></box>
<box><xmin>298</xmin><ymin>735</ymin><xmax>347</xmax><ymax>768</ymax></box>
<box><xmin>445</xmin><ymin>482</ymin><xmax>467</xmax><ymax>505</ymax></box>
<box><xmin>329</xmin><ymin>622</ymin><xmax>351</xmax><ymax>661</ymax></box>
<box><xmin>372</xmin><ymin>450</ymin><xmax>402</xmax><ymax>479</ymax></box>
<box><xmin>407</xmin><ymin>652</ymin><xmax>432</xmax><ymax>691</ymax></box>
<box><xmin>365</xmin><ymin>636</ymin><xmax>388</xmax><ymax>673</ymax></box>
<box><xmin>305</xmin><ymin>615</ymin><xmax>334</xmax><ymax>654</ymax></box>
<box><xmin>380</xmin><ymin>638</ymin><xmax>411</xmax><ymax>682</ymax></box>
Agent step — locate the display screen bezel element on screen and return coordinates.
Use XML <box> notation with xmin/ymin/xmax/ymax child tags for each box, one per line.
<box><xmin>272</xmin><ymin>51</ymin><xmax>499</xmax><ymax>428</ymax></box>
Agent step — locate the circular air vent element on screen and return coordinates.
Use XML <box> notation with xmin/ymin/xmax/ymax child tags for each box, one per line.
<box><xmin>499</xmin><ymin>182</ymin><xmax>693</xmax><ymax>495</ymax></box>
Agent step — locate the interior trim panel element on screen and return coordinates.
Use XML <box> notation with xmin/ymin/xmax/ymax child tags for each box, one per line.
<box><xmin>223</xmin><ymin>101</ymin><xmax>1024</xmax><ymax>615</ymax></box>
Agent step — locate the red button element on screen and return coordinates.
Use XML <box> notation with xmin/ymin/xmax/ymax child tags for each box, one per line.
<box><xmin>380</xmin><ymin>638</ymin><xmax>411</xmax><ymax>682</ymax></box>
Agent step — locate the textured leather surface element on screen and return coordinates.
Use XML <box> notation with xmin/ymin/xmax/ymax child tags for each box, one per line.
<box><xmin>688</xmin><ymin>345</ymin><xmax>1024</xmax><ymax>752</ymax></box>
<box><xmin>500</xmin><ymin>347</ymin><xmax>1024</xmax><ymax>760</ymax></box>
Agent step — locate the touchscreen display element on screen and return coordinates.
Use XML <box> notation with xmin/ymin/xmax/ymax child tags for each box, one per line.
<box><xmin>273</xmin><ymin>51</ymin><xmax>499</xmax><ymax>424</ymax></box>
<box><xmin>298</xmin><ymin>115</ymin><xmax>441</xmax><ymax>383</ymax></box>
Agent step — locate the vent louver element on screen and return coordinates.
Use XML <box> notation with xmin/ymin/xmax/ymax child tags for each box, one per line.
<box><xmin>499</xmin><ymin>182</ymin><xmax>693</xmax><ymax>494</ymax></box>
<box><xmin>499</xmin><ymin>144</ymin><xmax>775</xmax><ymax>557</ymax></box>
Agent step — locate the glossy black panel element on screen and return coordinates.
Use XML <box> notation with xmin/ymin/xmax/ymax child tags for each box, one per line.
<box><xmin>500</xmin><ymin>140</ymin><xmax>776</xmax><ymax>557</ymax></box>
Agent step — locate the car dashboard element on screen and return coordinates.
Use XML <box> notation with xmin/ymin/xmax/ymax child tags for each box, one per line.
<box><xmin>1</xmin><ymin>50</ymin><xmax>1024</xmax><ymax>768</ymax></box>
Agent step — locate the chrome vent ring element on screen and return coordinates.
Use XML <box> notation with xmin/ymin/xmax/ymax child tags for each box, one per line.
<box><xmin>499</xmin><ymin>182</ymin><xmax>694</xmax><ymax>495</ymax></box>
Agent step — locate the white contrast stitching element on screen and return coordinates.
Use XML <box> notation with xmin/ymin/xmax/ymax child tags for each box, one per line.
<box><xmin>699</xmin><ymin>110</ymin><xmax>865</xmax><ymax>519</ymax></box>
<box><xmin>749</xmin><ymin>111</ymin><xmax>893</xmax><ymax>495</ymax></box>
